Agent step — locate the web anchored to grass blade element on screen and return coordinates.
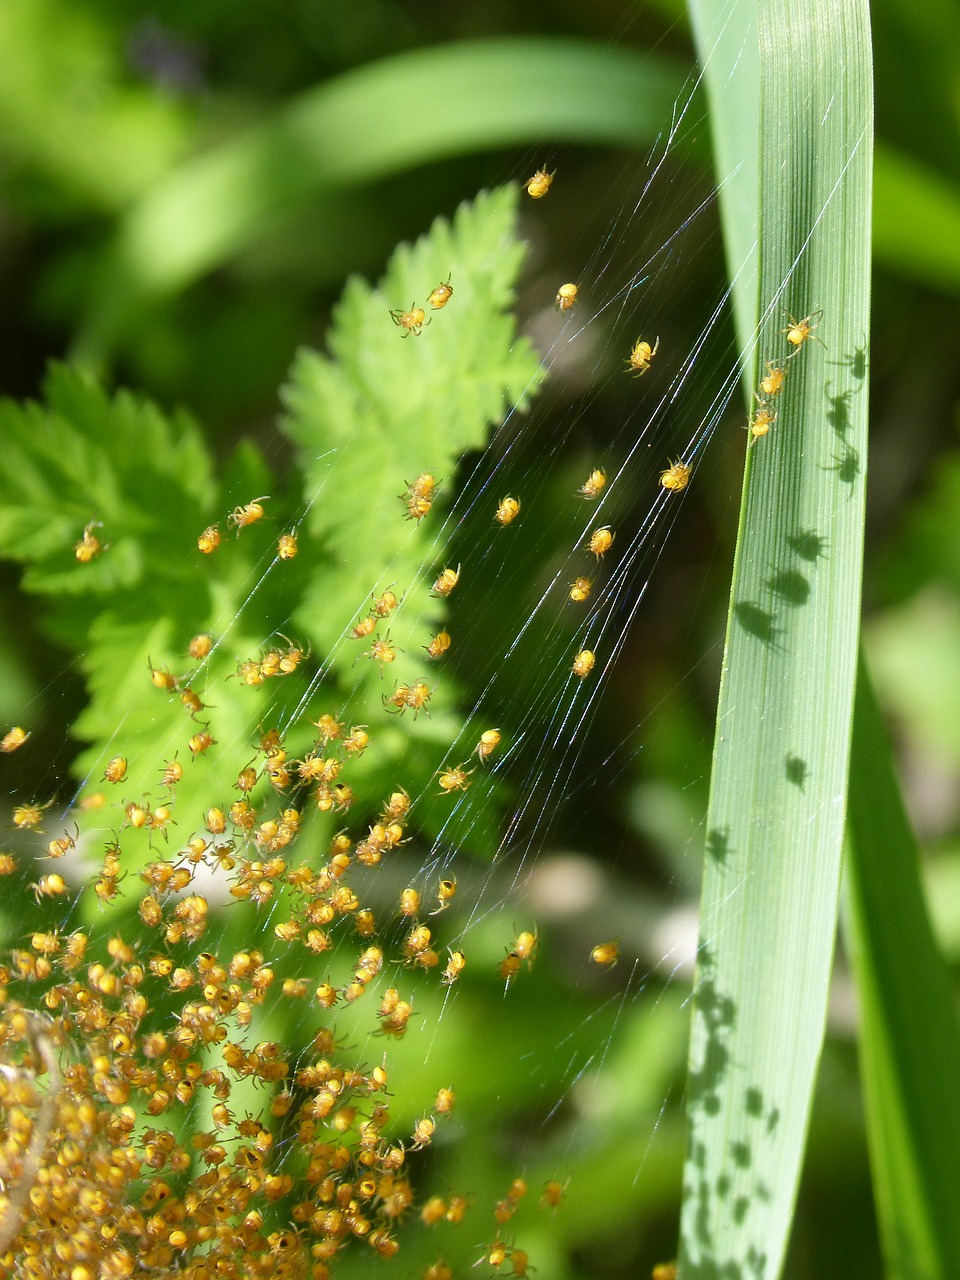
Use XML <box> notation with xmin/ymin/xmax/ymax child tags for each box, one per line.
<box><xmin>681</xmin><ymin>0</ymin><xmax>873</xmax><ymax>1275</ymax></box>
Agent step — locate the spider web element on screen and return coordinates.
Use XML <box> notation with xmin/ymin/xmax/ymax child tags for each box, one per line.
<box><xmin>0</xmin><ymin>12</ymin><xmax>780</xmax><ymax>1279</ymax></box>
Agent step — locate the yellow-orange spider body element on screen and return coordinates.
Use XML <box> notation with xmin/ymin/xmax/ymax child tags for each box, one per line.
<box><xmin>405</xmin><ymin>494</ymin><xmax>432</xmax><ymax>521</ymax></box>
<box><xmin>513</xmin><ymin>928</ymin><xmax>538</xmax><ymax>966</ymax></box>
<box><xmin>555</xmin><ymin>282</ymin><xmax>579</xmax><ymax>312</ymax></box>
<box><xmin>373</xmin><ymin>588</ymin><xmax>399</xmax><ymax>617</ymax></box>
<box><xmin>782</xmin><ymin>309</ymin><xmax>825</xmax><ymax>355</ymax></box>
<box><xmin>390</xmin><ymin>304</ymin><xmax>429</xmax><ymax>337</ymax></box>
<box><xmin>14</xmin><ymin>798</ymin><xmax>54</xmax><ymax>830</ymax></box>
<box><xmin>540</xmin><ymin>1178</ymin><xmax>569</xmax><ymax>1211</ymax></box>
<box><xmin>747</xmin><ymin>400</ymin><xmax>777</xmax><ymax>447</ymax></box>
<box><xmin>578</xmin><ymin>468</ymin><xmax>606</xmax><ymax>500</ymax></box>
<box><xmin>427</xmin><ymin>279</ymin><xmax>453</xmax><ymax>309</ymax></box>
<box><xmin>1</xmin><ymin>726</ymin><xmax>29</xmax><ymax>753</ymax></box>
<box><xmin>432</xmin><ymin>565</ymin><xmax>461</xmax><ymax>597</ymax></box>
<box><xmin>495</xmin><ymin>497</ymin><xmax>521</xmax><ymax>526</ymax></box>
<box><xmin>198</xmin><ymin>524</ymin><xmax>221</xmax><ymax>554</ymax></box>
<box><xmin>75</xmin><ymin>521</ymin><xmax>105</xmax><ymax>562</ymax></box>
<box><xmin>572</xmin><ymin>649</ymin><xmax>595</xmax><ymax>679</ymax></box>
<box><xmin>625</xmin><ymin>336</ymin><xmax>660</xmax><ymax>376</ymax></box>
<box><xmin>425</xmin><ymin>630</ymin><xmax>451</xmax><ymax>659</ymax></box>
<box><xmin>590</xmin><ymin>940</ymin><xmax>619</xmax><ymax>967</ymax></box>
<box><xmin>31</xmin><ymin>872</ymin><xmax>68</xmax><ymax>902</ymax></box>
<box><xmin>438</xmin><ymin>764</ymin><xmax>472</xmax><ymax>793</ymax></box>
<box><xmin>228</xmin><ymin>497</ymin><xmax>269</xmax><ymax>533</ymax></box>
<box><xmin>103</xmin><ymin>755</ymin><xmax>128</xmax><ymax>784</ymax></box>
<box><xmin>500</xmin><ymin>951</ymin><xmax>521</xmax><ymax>987</ymax></box>
<box><xmin>433</xmin><ymin>878</ymin><xmax>457</xmax><ymax>912</ymax></box>
<box><xmin>277</xmin><ymin>532</ymin><xmax>298</xmax><ymax>560</ymax></box>
<box><xmin>442</xmin><ymin>949</ymin><xmax>466</xmax><ymax>984</ymax></box>
<box><xmin>189</xmin><ymin>633</ymin><xmax>213</xmax><ymax>659</ymax></box>
<box><xmin>403</xmin><ymin>473</ymin><xmax>436</xmax><ymax>520</ymax></box>
<box><xmin>351</xmin><ymin>614</ymin><xmax>377</xmax><ymax>640</ymax></box>
<box><xmin>659</xmin><ymin>459</ymin><xmax>691</xmax><ymax>493</ymax></box>
<box><xmin>366</xmin><ymin>633</ymin><xmax>398</xmax><ymax>668</ymax></box>
<box><xmin>587</xmin><ymin>527</ymin><xmax>615</xmax><ymax>558</ymax></box>
<box><xmin>525</xmin><ymin>168</ymin><xmax>555</xmax><ymax>199</ymax></box>
<box><xmin>760</xmin><ymin>361</ymin><xmax>787</xmax><ymax>396</ymax></box>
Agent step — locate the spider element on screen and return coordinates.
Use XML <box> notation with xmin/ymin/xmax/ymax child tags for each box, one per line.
<box><xmin>555</xmin><ymin>282</ymin><xmax>579</xmax><ymax>312</ymax></box>
<box><xmin>390</xmin><ymin>303</ymin><xmax>429</xmax><ymax>337</ymax></box>
<box><xmin>625</xmin><ymin>336</ymin><xmax>660</xmax><ymax>376</ymax></box>
<box><xmin>525</xmin><ymin>168</ymin><xmax>555</xmax><ymax>199</ymax></box>
<box><xmin>659</xmin><ymin>459</ymin><xmax>691</xmax><ymax>493</ymax></box>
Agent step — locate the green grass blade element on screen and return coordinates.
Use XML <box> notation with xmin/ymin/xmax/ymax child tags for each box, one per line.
<box><xmin>687</xmin><ymin>0</ymin><xmax>758</xmax><ymax>364</ymax></box>
<box><xmin>844</xmin><ymin>656</ymin><xmax>960</xmax><ymax>1279</ymax></box>
<box><xmin>681</xmin><ymin>0</ymin><xmax>873</xmax><ymax>1273</ymax></box>
<box><xmin>873</xmin><ymin>144</ymin><xmax>960</xmax><ymax>293</ymax></box>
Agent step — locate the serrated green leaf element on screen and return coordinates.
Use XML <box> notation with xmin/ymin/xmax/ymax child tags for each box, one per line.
<box><xmin>0</xmin><ymin>187</ymin><xmax>544</xmax><ymax>899</ymax></box>
<box><xmin>281</xmin><ymin>185</ymin><xmax>541</xmax><ymax>852</ymax></box>
<box><xmin>0</xmin><ymin>368</ymin><xmax>306</xmax><ymax>914</ymax></box>
<box><xmin>0</xmin><ymin>366</ymin><xmax>215</xmax><ymax>601</ymax></box>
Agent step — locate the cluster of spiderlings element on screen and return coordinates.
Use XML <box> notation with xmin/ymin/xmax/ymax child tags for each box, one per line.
<box><xmin>401</xmin><ymin>473</ymin><xmax>438</xmax><ymax>523</ymax></box>
<box><xmin>0</xmin><ymin>696</ymin><xmax>495</xmax><ymax>1276</ymax></box>
<box><xmin>746</xmin><ymin>309</ymin><xmax>824</xmax><ymax>448</ymax></box>
<box><xmin>235</xmin><ymin>638</ymin><xmax>310</xmax><ymax>689</ymax></box>
<box><xmin>0</xmin><ymin>161</ymin><xmax>733</xmax><ymax>1278</ymax></box>
<box><xmin>1</xmin><ymin>560</ymin><xmax>565</xmax><ymax>1280</ymax></box>
<box><xmin>0</xmin><ymin>964</ymin><xmax>419</xmax><ymax>1277</ymax></box>
<box><xmin>0</xmin><ymin>578</ymin><xmax>497</xmax><ymax>1277</ymax></box>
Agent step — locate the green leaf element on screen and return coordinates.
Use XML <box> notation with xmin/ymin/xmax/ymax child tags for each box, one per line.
<box><xmin>878</xmin><ymin>448</ymin><xmax>960</xmax><ymax>602</ymax></box>
<box><xmin>0</xmin><ymin>186</ymin><xmax>544</xmax><ymax>913</ymax></box>
<box><xmin>0</xmin><ymin>365</ymin><xmax>216</xmax><ymax>610</ymax></box>
<box><xmin>282</xmin><ymin>185</ymin><xmax>542</xmax><ymax>850</ymax></box>
<box><xmin>680</xmin><ymin>0</ymin><xmax>873</xmax><ymax>1274</ymax></box>
<box><xmin>0</xmin><ymin>367</ymin><xmax>295</xmax><ymax>913</ymax></box>
<box><xmin>687</xmin><ymin>0</ymin><xmax>759</xmax><ymax>367</ymax></box>
<box><xmin>873</xmin><ymin>145</ymin><xmax>960</xmax><ymax>293</ymax></box>
<box><xmin>844</xmin><ymin>656</ymin><xmax>960</xmax><ymax>1279</ymax></box>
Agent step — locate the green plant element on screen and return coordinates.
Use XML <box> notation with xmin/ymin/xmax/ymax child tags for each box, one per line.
<box><xmin>3</xmin><ymin>4</ymin><xmax>960</xmax><ymax>1279</ymax></box>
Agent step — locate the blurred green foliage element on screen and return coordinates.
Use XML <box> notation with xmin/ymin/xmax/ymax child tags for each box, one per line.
<box><xmin>1</xmin><ymin>1</ymin><xmax>960</xmax><ymax>1277</ymax></box>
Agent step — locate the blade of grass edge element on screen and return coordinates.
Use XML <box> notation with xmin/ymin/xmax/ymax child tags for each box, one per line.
<box><xmin>843</xmin><ymin>655</ymin><xmax>960</xmax><ymax>1280</ymax></box>
<box><xmin>680</xmin><ymin>0</ymin><xmax>872</xmax><ymax>1274</ymax></box>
